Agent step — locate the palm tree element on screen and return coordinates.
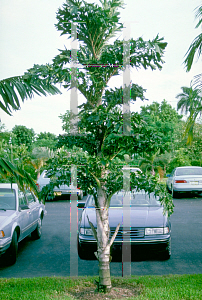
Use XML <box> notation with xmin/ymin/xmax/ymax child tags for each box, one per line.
<box><xmin>30</xmin><ymin>147</ymin><xmax>54</xmax><ymax>179</ymax></box>
<box><xmin>176</xmin><ymin>86</ymin><xmax>202</xmax><ymax>144</ymax></box>
<box><xmin>184</xmin><ymin>4</ymin><xmax>202</xmax><ymax>90</ymax></box>
<box><xmin>0</xmin><ymin>72</ymin><xmax>61</xmax><ymax>193</ymax></box>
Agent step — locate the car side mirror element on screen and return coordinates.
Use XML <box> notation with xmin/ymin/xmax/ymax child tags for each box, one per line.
<box><xmin>77</xmin><ymin>202</ymin><xmax>85</xmax><ymax>208</ymax></box>
<box><xmin>19</xmin><ymin>204</ymin><xmax>29</xmax><ymax>211</ymax></box>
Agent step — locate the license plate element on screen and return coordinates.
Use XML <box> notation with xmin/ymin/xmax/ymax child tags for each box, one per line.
<box><xmin>54</xmin><ymin>191</ymin><xmax>62</xmax><ymax>196</ymax></box>
<box><xmin>190</xmin><ymin>181</ymin><xmax>199</xmax><ymax>185</ymax></box>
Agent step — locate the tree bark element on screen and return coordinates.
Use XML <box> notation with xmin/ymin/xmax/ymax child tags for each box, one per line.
<box><xmin>95</xmin><ymin>187</ymin><xmax>112</xmax><ymax>292</ymax></box>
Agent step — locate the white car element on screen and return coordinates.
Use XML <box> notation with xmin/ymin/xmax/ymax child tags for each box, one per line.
<box><xmin>0</xmin><ymin>183</ymin><xmax>46</xmax><ymax>265</ymax></box>
<box><xmin>167</xmin><ymin>166</ymin><xmax>202</xmax><ymax>198</ymax></box>
<box><xmin>37</xmin><ymin>170</ymin><xmax>83</xmax><ymax>200</ymax></box>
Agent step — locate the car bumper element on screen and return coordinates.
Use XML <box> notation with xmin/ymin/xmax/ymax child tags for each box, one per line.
<box><xmin>173</xmin><ymin>184</ymin><xmax>202</xmax><ymax>192</ymax></box>
<box><xmin>0</xmin><ymin>237</ymin><xmax>11</xmax><ymax>255</ymax></box>
<box><xmin>78</xmin><ymin>234</ymin><xmax>170</xmax><ymax>253</ymax></box>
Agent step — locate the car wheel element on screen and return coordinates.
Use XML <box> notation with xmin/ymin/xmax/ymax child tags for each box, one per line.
<box><xmin>166</xmin><ymin>185</ymin><xmax>171</xmax><ymax>194</ymax></box>
<box><xmin>31</xmin><ymin>217</ymin><xmax>42</xmax><ymax>240</ymax></box>
<box><xmin>172</xmin><ymin>190</ymin><xmax>179</xmax><ymax>198</ymax></box>
<box><xmin>172</xmin><ymin>186</ymin><xmax>178</xmax><ymax>198</ymax></box>
<box><xmin>7</xmin><ymin>231</ymin><xmax>18</xmax><ymax>265</ymax></box>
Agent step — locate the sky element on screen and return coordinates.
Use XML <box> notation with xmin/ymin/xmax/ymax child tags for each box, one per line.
<box><xmin>0</xmin><ymin>0</ymin><xmax>202</xmax><ymax>135</ymax></box>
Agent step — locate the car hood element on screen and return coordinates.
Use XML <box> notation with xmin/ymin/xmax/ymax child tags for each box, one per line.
<box><xmin>0</xmin><ymin>210</ymin><xmax>15</xmax><ymax>226</ymax></box>
<box><xmin>82</xmin><ymin>206</ymin><xmax>166</xmax><ymax>228</ymax></box>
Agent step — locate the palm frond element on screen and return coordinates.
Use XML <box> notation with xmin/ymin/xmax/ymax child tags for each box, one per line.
<box><xmin>0</xmin><ymin>74</ymin><xmax>61</xmax><ymax>115</ymax></box>
<box><xmin>184</xmin><ymin>33</ymin><xmax>202</xmax><ymax>72</ymax></box>
<box><xmin>0</xmin><ymin>158</ymin><xmax>38</xmax><ymax>196</ymax></box>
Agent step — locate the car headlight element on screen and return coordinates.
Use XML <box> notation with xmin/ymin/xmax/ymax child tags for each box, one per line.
<box><xmin>145</xmin><ymin>227</ymin><xmax>169</xmax><ymax>235</ymax></box>
<box><xmin>80</xmin><ymin>228</ymin><xmax>93</xmax><ymax>236</ymax></box>
<box><xmin>0</xmin><ymin>230</ymin><xmax>5</xmax><ymax>238</ymax></box>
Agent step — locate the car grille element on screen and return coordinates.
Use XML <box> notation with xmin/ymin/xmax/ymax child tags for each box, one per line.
<box><xmin>110</xmin><ymin>227</ymin><xmax>144</xmax><ymax>239</ymax></box>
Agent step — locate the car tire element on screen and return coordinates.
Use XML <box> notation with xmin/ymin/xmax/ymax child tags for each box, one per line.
<box><xmin>172</xmin><ymin>190</ymin><xmax>179</xmax><ymax>198</ymax></box>
<box><xmin>166</xmin><ymin>185</ymin><xmax>171</xmax><ymax>194</ymax></box>
<box><xmin>7</xmin><ymin>230</ymin><xmax>18</xmax><ymax>265</ymax></box>
<box><xmin>160</xmin><ymin>240</ymin><xmax>171</xmax><ymax>260</ymax></box>
<box><xmin>31</xmin><ymin>217</ymin><xmax>42</xmax><ymax>240</ymax></box>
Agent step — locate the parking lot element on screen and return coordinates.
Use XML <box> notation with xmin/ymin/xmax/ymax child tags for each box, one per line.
<box><xmin>0</xmin><ymin>195</ymin><xmax>202</xmax><ymax>277</ymax></box>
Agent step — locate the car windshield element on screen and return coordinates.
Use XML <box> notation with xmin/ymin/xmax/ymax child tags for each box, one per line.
<box><xmin>0</xmin><ymin>188</ymin><xmax>16</xmax><ymax>210</ymax></box>
<box><xmin>176</xmin><ymin>168</ymin><xmax>202</xmax><ymax>176</ymax></box>
<box><xmin>87</xmin><ymin>192</ymin><xmax>161</xmax><ymax>207</ymax></box>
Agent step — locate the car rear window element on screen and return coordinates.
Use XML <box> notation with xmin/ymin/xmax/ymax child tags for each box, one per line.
<box><xmin>0</xmin><ymin>188</ymin><xmax>16</xmax><ymax>210</ymax></box>
<box><xmin>176</xmin><ymin>168</ymin><xmax>202</xmax><ymax>176</ymax></box>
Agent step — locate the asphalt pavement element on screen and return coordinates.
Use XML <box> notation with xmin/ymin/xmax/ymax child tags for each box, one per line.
<box><xmin>0</xmin><ymin>195</ymin><xmax>202</xmax><ymax>277</ymax></box>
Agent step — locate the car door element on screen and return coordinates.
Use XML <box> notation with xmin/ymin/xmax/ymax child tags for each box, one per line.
<box><xmin>18</xmin><ymin>191</ymin><xmax>32</xmax><ymax>240</ymax></box>
<box><xmin>25</xmin><ymin>191</ymin><xmax>39</xmax><ymax>232</ymax></box>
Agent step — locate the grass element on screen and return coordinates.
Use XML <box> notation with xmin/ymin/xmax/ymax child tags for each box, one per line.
<box><xmin>0</xmin><ymin>274</ymin><xmax>202</xmax><ymax>300</ymax></box>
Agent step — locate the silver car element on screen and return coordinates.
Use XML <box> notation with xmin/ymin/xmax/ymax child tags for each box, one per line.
<box><xmin>77</xmin><ymin>190</ymin><xmax>171</xmax><ymax>260</ymax></box>
<box><xmin>0</xmin><ymin>183</ymin><xmax>46</xmax><ymax>265</ymax></box>
<box><xmin>167</xmin><ymin>166</ymin><xmax>202</xmax><ymax>197</ymax></box>
<box><xmin>37</xmin><ymin>170</ymin><xmax>83</xmax><ymax>200</ymax></box>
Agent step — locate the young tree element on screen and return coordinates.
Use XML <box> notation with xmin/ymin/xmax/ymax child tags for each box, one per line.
<box><xmin>31</xmin><ymin>0</ymin><xmax>173</xmax><ymax>291</ymax></box>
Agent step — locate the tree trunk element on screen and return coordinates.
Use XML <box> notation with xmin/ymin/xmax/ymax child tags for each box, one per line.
<box><xmin>95</xmin><ymin>187</ymin><xmax>112</xmax><ymax>292</ymax></box>
<box><xmin>87</xmin><ymin>186</ymin><xmax>120</xmax><ymax>292</ymax></box>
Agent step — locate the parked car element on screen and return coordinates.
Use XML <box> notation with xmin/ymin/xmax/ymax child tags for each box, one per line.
<box><xmin>37</xmin><ymin>170</ymin><xmax>83</xmax><ymax>200</ymax></box>
<box><xmin>0</xmin><ymin>183</ymin><xmax>46</xmax><ymax>265</ymax></box>
<box><xmin>166</xmin><ymin>166</ymin><xmax>202</xmax><ymax>198</ymax></box>
<box><xmin>77</xmin><ymin>190</ymin><xmax>171</xmax><ymax>260</ymax></box>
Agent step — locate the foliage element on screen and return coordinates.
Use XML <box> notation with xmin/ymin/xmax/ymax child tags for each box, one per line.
<box><xmin>12</xmin><ymin>125</ymin><xmax>35</xmax><ymax>150</ymax></box>
<box><xmin>59</xmin><ymin>110</ymin><xmax>79</xmax><ymax>133</ymax></box>
<box><xmin>167</xmin><ymin>148</ymin><xmax>191</xmax><ymax>173</ymax></box>
<box><xmin>184</xmin><ymin>4</ymin><xmax>202</xmax><ymax>72</ymax></box>
<box><xmin>0</xmin><ymin>157</ymin><xmax>38</xmax><ymax>195</ymax></box>
<box><xmin>42</xmin><ymin>146</ymin><xmax>173</xmax><ymax>216</ymax></box>
<box><xmin>140</xmin><ymin>100</ymin><xmax>182</xmax><ymax>153</ymax></box>
<box><xmin>30</xmin><ymin>147</ymin><xmax>54</xmax><ymax>179</ymax></box>
<box><xmin>0</xmin><ymin>73</ymin><xmax>61</xmax><ymax>115</ymax></box>
<box><xmin>184</xmin><ymin>4</ymin><xmax>202</xmax><ymax>93</ymax></box>
<box><xmin>33</xmin><ymin>132</ymin><xmax>57</xmax><ymax>150</ymax></box>
<box><xmin>176</xmin><ymin>86</ymin><xmax>202</xmax><ymax>144</ymax></box>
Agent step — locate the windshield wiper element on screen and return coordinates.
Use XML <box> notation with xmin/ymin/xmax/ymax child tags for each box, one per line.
<box><xmin>0</xmin><ymin>208</ymin><xmax>6</xmax><ymax>211</ymax></box>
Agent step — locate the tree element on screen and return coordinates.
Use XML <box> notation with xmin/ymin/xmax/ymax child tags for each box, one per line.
<box><xmin>12</xmin><ymin>125</ymin><xmax>36</xmax><ymax>150</ymax></box>
<box><xmin>176</xmin><ymin>86</ymin><xmax>202</xmax><ymax>144</ymax></box>
<box><xmin>30</xmin><ymin>147</ymin><xmax>54</xmax><ymax>179</ymax></box>
<box><xmin>33</xmin><ymin>132</ymin><xmax>57</xmax><ymax>150</ymax></box>
<box><xmin>26</xmin><ymin>0</ymin><xmax>172</xmax><ymax>292</ymax></box>
<box><xmin>140</xmin><ymin>100</ymin><xmax>183</xmax><ymax>153</ymax></box>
